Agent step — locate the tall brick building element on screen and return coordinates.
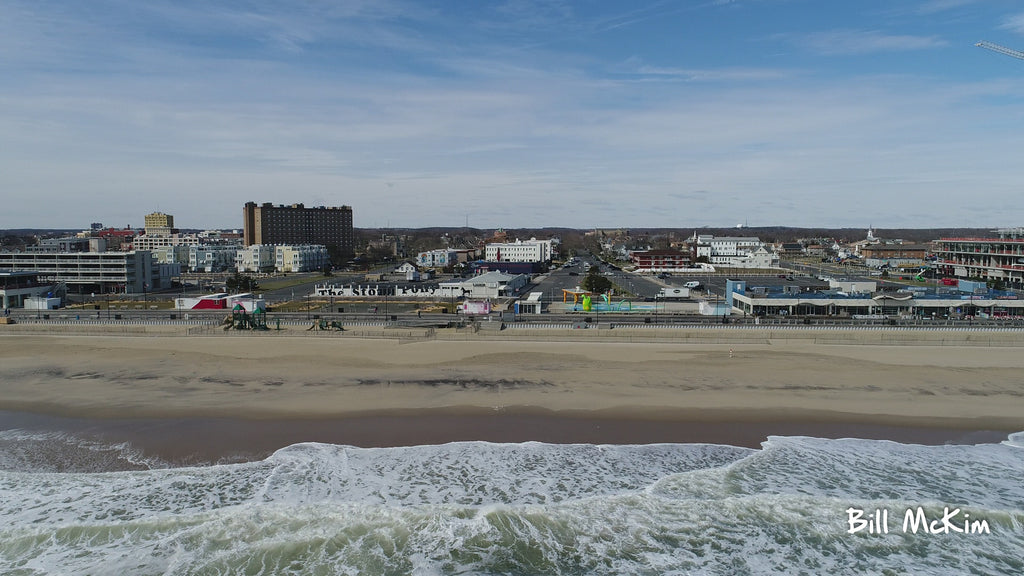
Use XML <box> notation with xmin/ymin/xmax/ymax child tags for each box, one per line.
<box><xmin>242</xmin><ymin>202</ymin><xmax>354</xmax><ymax>257</ymax></box>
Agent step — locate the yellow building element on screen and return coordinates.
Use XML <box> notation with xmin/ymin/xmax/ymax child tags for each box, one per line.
<box><xmin>144</xmin><ymin>212</ymin><xmax>174</xmax><ymax>230</ymax></box>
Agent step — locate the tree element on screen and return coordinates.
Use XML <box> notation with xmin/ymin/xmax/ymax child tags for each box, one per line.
<box><xmin>582</xmin><ymin>265</ymin><xmax>612</xmax><ymax>294</ymax></box>
<box><xmin>226</xmin><ymin>272</ymin><xmax>259</xmax><ymax>292</ymax></box>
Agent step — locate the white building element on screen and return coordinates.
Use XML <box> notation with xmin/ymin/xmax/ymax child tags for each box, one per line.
<box><xmin>732</xmin><ymin>246</ymin><xmax>779</xmax><ymax>269</ymax></box>
<box><xmin>417</xmin><ymin>249</ymin><xmax>458</xmax><ymax>268</ymax></box>
<box><xmin>275</xmin><ymin>245</ymin><xmax>328</xmax><ymax>273</ymax></box>
<box><xmin>133</xmin><ymin>233</ymin><xmax>200</xmax><ymax>252</ymax></box>
<box><xmin>485</xmin><ymin>238</ymin><xmax>553</xmax><ymax>263</ymax></box>
<box><xmin>438</xmin><ymin>271</ymin><xmax>529</xmax><ymax>299</ymax></box>
<box><xmin>190</xmin><ymin>245</ymin><xmax>239</xmax><ymax>273</ymax></box>
<box><xmin>695</xmin><ymin>235</ymin><xmax>775</xmax><ymax>267</ymax></box>
<box><xmin>236</xmin><ymin>245</ymin><xmax>277</xmax><ymax>273</ymax></box>
<box><xmin>236</xmin><ymin>244</ymin><xmax>327</xmax><ymax>273</ymax></box>
<box><xmin>152</xmin><ymin>245</ymin><xmax>191</xmax><ymax>268</ymax></box>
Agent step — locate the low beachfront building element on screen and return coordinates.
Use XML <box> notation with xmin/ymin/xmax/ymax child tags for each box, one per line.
<box><xmin>174</xmin><ymin>292</ymin><xmax>266</xmax><ymax>312</ymax></box>
<box><xmin>438</xmin><ymin>271</ymin><xmax>529</xmax><ymax>299</ymax></box>
<box><xmin>726</xmin><ymin>280</ymin><xmax>1024</xmax><ymax>319</ymax></box>
<box><xmin>0</xmin><ymin>271</ymin><xmax>55</xmax><ymax>309</ymax></box>
<box><xmin>514</xmin><ymin>292</ymin><xmax>545</xmax><ymax>315</ymax></box>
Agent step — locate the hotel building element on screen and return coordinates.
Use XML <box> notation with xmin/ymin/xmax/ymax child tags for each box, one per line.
<box><xmin>242</xmin><ymin>202</ymin><xmax>353</xmax><ymax>257</ymax></box>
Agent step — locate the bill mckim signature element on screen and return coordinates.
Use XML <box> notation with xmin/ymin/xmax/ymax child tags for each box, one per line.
<box><xmin>846</xmin><ymin>507</ymin><xmax>991</xmax><ymax>535</ymax></box>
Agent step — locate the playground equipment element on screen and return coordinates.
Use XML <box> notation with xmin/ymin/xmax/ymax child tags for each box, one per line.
<box><xmin>223</xmin><ymin>304</ymin><xmax>270</xmax><ymax>330</ymax></box>
<box><xmin>564</xmin><ymin>288</ymin><xmax>637</xmax><ymax>312</ymax></box>
<box><xmin>307</xmin><ymin>318</ymin><xmax>344</xmax><ymax>331</ymax></box>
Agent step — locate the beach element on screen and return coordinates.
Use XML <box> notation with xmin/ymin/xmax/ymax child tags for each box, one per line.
<box><xmin>3</xmin><ymin>330</ymin><xmax>1023</xmax><ymax>574</ymax></box>
<box><xmin>1</xmin><ymin>330</ymin><xmax>1022</xmax><ymax>458</ymax></box>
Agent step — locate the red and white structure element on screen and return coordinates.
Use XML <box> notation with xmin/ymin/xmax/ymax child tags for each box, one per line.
<box><xmin>174</xmin><ymin>292</ymin><xmax>266</xmax><ymax>311</ymax></box>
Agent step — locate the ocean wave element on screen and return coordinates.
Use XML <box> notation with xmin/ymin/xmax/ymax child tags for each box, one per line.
<box><xmin>0</xmin><ymin>429</ymin><xmax>166</xmax><ymax>473</ymax></box>
<box><xmin>1</xmin><ymin>434</ymin><xmax>1022</xmax><ymax>575</ymax></box>
<box><xmin>2</xmin><ymin>491</ymin><xmax>1022</xmax><ymax>575</ymax></box>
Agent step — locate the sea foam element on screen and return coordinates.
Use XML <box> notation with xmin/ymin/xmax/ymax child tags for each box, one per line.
<box><xmin>1</xmin><ymin>432</ymin><xmax>1022</xmax><ymax>575</ymax></box>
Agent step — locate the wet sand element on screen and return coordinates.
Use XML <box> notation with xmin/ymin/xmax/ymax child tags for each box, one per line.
<box><xmin>0</xmin><ymin>409</ymin><xmax>1010</xmax><ymax>466</ymax></box>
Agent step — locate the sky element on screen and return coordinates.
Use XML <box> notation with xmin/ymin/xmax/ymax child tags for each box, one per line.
<box><xmin>3</xmin><ymin>0</ymin><xmax>1024</xmax><ymax>231</ymax></box>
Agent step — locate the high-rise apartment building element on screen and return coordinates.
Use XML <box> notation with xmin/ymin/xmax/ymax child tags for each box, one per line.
<box><xmin>242</xmin><ymin>202</ymin><xmax>353</xmax><ymax>256</ymax></box>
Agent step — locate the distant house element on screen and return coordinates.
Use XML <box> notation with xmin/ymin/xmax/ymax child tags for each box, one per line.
<box><xmin>392</xmin><ymin>261</ymin><xmax>430</xmax><ymax>282</ymax></box>
<box><xmin>734</xmin><ymin>246</ymin><xmax>779</xmax><ymax>269</ymax></box>
<box><xmin>781</xmin><ymin>243</ymin><xmax>805</xmax><ymax>255</ymax></box>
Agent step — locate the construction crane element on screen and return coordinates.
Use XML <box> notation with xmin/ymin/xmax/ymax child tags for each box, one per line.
<box><xmin>976</xmin><ymin>40</ymin><xmax>1024</xmax><ymax>61</ymax></box>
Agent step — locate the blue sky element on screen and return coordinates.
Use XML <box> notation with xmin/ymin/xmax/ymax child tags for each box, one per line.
<box><xmin>3</xmin><ymin>0</ymin><xmax>1024</xmax><ymax>230</ymax></box>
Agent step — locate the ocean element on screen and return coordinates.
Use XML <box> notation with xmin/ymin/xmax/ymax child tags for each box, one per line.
<box><xmin>1</xmin><ymin>430</ymin><xmax>1022</xmax><ymax>575</ymax></box>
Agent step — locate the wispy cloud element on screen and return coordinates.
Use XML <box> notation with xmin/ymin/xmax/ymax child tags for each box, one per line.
<box><xmin>795</xmin><ymin>29</ymin><xmax>948</xmax><ymax>55</ymax></box>
<box><xmin>917</xmin><ymin>0</ymin><xmax>979</xmax><ymax>15</ymax></box>
<box><xmin>999</xmin><ymin>13</ymin><xmax>1024</xmax><ymax>36</ymax></box>
<box><xmin>620</xmin><ymin>58</ymin><xmax>797</xmax><ymax>82</ymax></box>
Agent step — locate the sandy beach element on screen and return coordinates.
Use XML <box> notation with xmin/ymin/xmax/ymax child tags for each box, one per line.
<box><xmin>2</xmin><ymin>331</ymin><xmax>1022</xmax><ymax>457</ymax></box>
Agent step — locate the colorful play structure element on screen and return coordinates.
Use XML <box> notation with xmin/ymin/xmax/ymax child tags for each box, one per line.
<box><xmin>222</xmin><ymin>304</ymin><xmax>272</xmax><ymax>330</ymax></box>
<box><xmin>561</xmin><ymin>288</ymin><xmax>592</xmax><ymax>309</ymax></box>
<box><xmin>561</xmin><ymin>288</ymin><xmax>634</xmax><ymax>312</ymax></box>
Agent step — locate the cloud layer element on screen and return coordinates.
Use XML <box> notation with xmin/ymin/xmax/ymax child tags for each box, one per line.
<box><xmin>2</xmin><ymin>0</ymin><xmax>1024</xmax><ymax>230</ymax></box>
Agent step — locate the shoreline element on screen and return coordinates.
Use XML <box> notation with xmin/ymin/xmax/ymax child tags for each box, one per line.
<box><xmin>2</xmin><ymin>332</ymin><xmax>1022</xmax><ymax>460</ymax></box>
<box><xmin>1</xmin><ymin>409</ymin><xmax>1013</xmax><ymax>466</ymax></box>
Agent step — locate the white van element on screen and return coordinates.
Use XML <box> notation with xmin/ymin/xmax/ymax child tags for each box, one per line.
<box><xmin>684</xmin><ymin>281</ymin><xmax>701</xmax><ymax>289</ymax></box>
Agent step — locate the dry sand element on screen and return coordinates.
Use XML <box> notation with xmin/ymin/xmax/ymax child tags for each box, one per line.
<box><xmin>1</xmin><ymin>333</ymin><xmax>1021</xmax><ymax>432</ymax></box>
